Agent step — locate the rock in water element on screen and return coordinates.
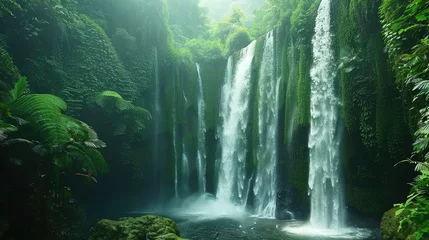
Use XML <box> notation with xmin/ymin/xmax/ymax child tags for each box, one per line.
<box><xmin>89</xmin><ymin>215</ymin><xmax>187</xmax><ymax>240</ymax></box>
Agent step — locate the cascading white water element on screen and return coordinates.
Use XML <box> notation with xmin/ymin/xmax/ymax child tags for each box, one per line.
<box><xmin>181</xmin><ymin>90</ymin><xmax>190</xmax><ymax>196</ymax></box>
<box><xmin>253</xmin><ymin>31</ymin><xmax>280</xmax><ymax>218</ymax></box>
<box><xmin>308</xmin><ymin>0</ymin><xmax>345</xmax><ymax>229</ymax></box>
<box><xmin>217</xmin><ymin>41</ymin><xmax>256</xmax><ymax>205</ymax></box>
<box><xmin>196</xmin><ymin>63</ymin><xmax>207</xmax><ymax>193</ymax></box>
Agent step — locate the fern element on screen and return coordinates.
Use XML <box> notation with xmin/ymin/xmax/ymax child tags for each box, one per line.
<box><xmin>66</xmin><ymin>145</ymin><xmax>107</xmax><ymax>176</ymax></box>
<box><xmin>95</xmin><ymin>90</ymin><xmax>152</xmax><ymax>135</ymax></box>
<box><xmin>1</xmin><ymin>138</ymin><xmax>33</xmax><ymax>147</ymax></box>
<box><xmin>3</xmin><ymin>77</ymin><xmax>108</xmax><ymax>178</ymax></box>
<box><xmin>9</xmin><ymin>76</ymin><xmax>28</xmax><ymax>101</ymax></box>
<box><xmin>10</xmin><ymin>94</ymin><xmax>69</xmax><ymax>144</ymax></box>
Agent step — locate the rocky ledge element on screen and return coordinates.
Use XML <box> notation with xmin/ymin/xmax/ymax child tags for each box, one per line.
<box><xmin>89</xmin><ymin>215</ymin><xmax>187</xmax><ymax>240</ymax></box>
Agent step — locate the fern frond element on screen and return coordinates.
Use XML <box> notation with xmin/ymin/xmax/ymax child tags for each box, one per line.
<box><xmin>10</xmin><ymin>76</ymin><xmax>28</xmax><ymax>101</ymax></box>
<box><xmin>0</xmin><ymin>129</ymin><xmax>7</xmax><ymax>141</ymax></box>
<box><xmin>66</xmin><ymin>145</ymin><xmax>107</xmax><ymax>176</ymax></box>
<box><xmin>416</xmin><ymin>161</ymin><xmax>429</xmax><ymax>172</ymax></box>
<box><xmin>84</xmin><ymin>139</ymin><xmax>106</xmax><ymax>148</ymax></box>
<box><xmin>1</xmin><ymin>138</ymin><xmax>33</xmax><ymax>147</ymax></box>
<box><xmin>0</xmin><ymin>119</ymin><xmax>17</xmax><ymax>132</ymax></box>
<box><xmin>95</xmin><ymin>91</ymin><xmax>133</xmax><ymax>111</ymax></box>
<box><xmin>9</xmin><ymin>116</ymin><xmax>28</xmax><ymax>125</ymax></box>
<box><xmin>10</xmin><ymin>94</ymin><xmax>69</xmax><ymax>144</ymax></box>
<box><xmin>97</xmin><ymin>91</ymin><xmax>124</xmax><ymax>99</ymax></box>
<box><xmin>54</xmin><ymin>154</ymin><xmax>72</xmax><ymax>169</ymax></box>
<box><xmin>82</xmin><ymin>148</ymin><xmax>107</xmax><ymax>175</ymax></box>
<box><xmin>62</xmin><ymin>115</ymin><xmax>97</xmax><ymax>140</ymax></box>
<box><xmin>131</xmin><ymin>107</ymin><xmax>152</xmax><ymax>121</ymax></box>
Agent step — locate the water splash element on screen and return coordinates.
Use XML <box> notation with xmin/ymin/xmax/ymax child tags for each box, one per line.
<box><xmin>196</xmin><ymin>63</ymin><xmax>207</xmax><ymax>193</ymax></box>
<box><xmin>253</xmin><ymin>31</ymin><xmax>280</xmax><ymax>218</ymax></box>
<box><xmin>217</xmin><ymin>41</ymin><xmax>257</xmax><ymax>205</ymax></box>
<box><xmin>308</xmin><ymin>0</ymin><xmax>345</xmax><ymax>229</ymax></box>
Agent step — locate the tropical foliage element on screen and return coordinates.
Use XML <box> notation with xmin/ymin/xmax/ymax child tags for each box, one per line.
<box><xmin>94</xmin><ymin>91</ymin><xmax>152</xmax><ymax>136</ymax></box>
<box><xmin>381</xmin><ymin>0</ymin><xmax>429</xmax><ymax>239</ymax></box>
<box><xmin>1</xmin><ymin>76</ymin><xmax>107</xmax><ymax>176</ymax></box>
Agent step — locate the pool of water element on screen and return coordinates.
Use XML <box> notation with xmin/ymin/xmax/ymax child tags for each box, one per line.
<box><xmin>130</xmin><ymin>195</ymin><xmax>380</xmax><ymax>240</ymax></box>
<box><xmin>175</xmin><ymin>216</ymin><xmax>379</xmax><ymax>240</ymax></box>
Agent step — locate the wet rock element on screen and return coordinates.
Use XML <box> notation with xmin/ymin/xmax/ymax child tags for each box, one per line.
<box><xmin>380</xmin><ymin>208</ymin><xmax>416</xmax><ymax>240</ymax></box>
<box><xmin>89</xmin><ymin>215</ymin><xmax>186</xmax><ymax>240</ymax></box>
<box><xmin>276</xmin><ymin>209</ymin><xmax>295</xmax><ymax>220</ymax></box>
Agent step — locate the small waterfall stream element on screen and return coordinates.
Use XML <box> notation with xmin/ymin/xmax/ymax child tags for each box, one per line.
<box><xmin>152</xmin><ymin>47</ymin><xmax>160</xmax><ymax>192</ymax></box>
<box><xmin>253</xmin><ymin>31</ymin><xmax>280</xmax><ymax>218</ymax></box>
<box><xmin>181</xmin><ymin>90</ymin><xmax>190</xmax><ymax>196</ymax></box>
<box><xmin>217</xmin><ymin>41</ymin><xmax>257</xmax><ymax>205</ymax></box>
<box><xmin>196</xmin><ymin>63</ymin><xmax>207</xmax><ymax>193</ymax></box>
<box><xmin>308</xmin><ymin>0</ymin><xmax>345</xmax><ymax>229</ymax></box>
<box><xmin>172</xmin><ymin>67</ymin><xmax>179</xmax><ymax>198</ymax></box>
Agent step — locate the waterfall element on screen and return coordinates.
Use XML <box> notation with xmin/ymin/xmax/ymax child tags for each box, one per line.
<box><xmin>172</xmin><ymin>67</ymin><xmax>179</xmax><ymax>199</ymax></box>
<box><xmin>153</xmin><ymin>47</ymin><xmax>160</xmax><ymax>188</ymax></box>
<box><xmin>253</xmin><ymin>31</ymin><xmax>280</xmax><ymax>218</ymax></box>
<box><xmin>217</xmin><ymin>41</ymin><xmax>256</xmax><ymax>205</ymax></box>
<box><xmin>196</xmin><ymin>63</ymin><xmax>207</xmax><ymax>193</ymax></box>
<box><xmin>181</xmin><ymin>90</ymin><xmax>190</xmax><ymax>196</ymax></box>
<box><xmin>308</xmin><ymin>0</ymin><xmax>345</xmax><ymax>229</ymax></box>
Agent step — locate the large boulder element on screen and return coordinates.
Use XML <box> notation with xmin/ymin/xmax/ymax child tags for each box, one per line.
<box><xmin>89</xmin><ymin>215</ymin><xmax>186</xmax><ymax>240</ymax></box>
<box><xmin>380</xmin><ymin>208</ymin><xmax>416</xmax><ymax>240</ymax></box>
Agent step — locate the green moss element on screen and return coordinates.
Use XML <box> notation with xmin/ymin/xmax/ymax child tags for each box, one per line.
<box><xmin>226</xmin><ymin>27</ymin><xmax>253</xmax><ymax>55</ymax></box>
<box><xmin>89</xmin><ymin>215</ymin><xmax>186</xmax><ymax>240</ymax></box>
<box><xmin>381</xmin><ymin>208</ymin><xmax>417</xmax><ymax>240</ymax></box>
<box><xmin>249</xmin><ymin>37</ymin><xmax>266</xmax><ymax>172</ymax></box>
<box><xmin>296</xmin><ymin>47</ymin><xmax>311</xmax><ymax>127</ymax></box>
<box><xmin>0</xmin><ymin>44</ymin><xmax>20</xmax><ymax>86</ymax></box>
<box><xmin>332</xmin><ymin>0</ymin><xmax>412</xmax><ymax>217</ymax></box>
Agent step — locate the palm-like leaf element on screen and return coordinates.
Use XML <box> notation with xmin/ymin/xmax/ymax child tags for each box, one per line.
<box><xmin>9</xmin><ymin>76</ymin><xmax>28</xmax><ymax>101</ymax></box>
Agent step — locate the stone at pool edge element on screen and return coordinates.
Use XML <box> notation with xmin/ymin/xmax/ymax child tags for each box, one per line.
<box><xmin>380</xmin><ymin>207</ymin><xmax>416</xmax><ymax>240</ymax></box>
<box><xmin>88</xmin><ymin>214</ymin><xmax>188</xmax><ymax>240</ymax></box>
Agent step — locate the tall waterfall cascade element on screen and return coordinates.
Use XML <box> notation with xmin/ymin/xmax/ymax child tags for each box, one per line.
<box><xmin>253</xmin><ymin>31</ymin><xmax>280</xmax><ymax>218</ymax></box>
<box><xmin>196</xmin><ymin>63</ymin><xmax>207</xmax><ymax>193</ymax></box>
<box><xmin>217</xmin><ymin>41</ymin><xmax>257</xmax><ymax>205</ymax></box>
<box><xmin>308</xmin><ymin>0</ymin><xmax>345</xmax><ymax>229</ymax></box>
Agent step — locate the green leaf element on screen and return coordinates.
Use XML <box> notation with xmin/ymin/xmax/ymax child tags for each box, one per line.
<box><xmin>395</xmin><ymin>208</ymin><xmax>405</xmax><ymax>216</ymax></box>
<box><xmin>9</xmin><ymin>76</ymin><xmax>28</xmax><ymax>101</ymax></box>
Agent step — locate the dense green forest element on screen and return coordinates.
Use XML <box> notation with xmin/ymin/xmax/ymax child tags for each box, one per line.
<box><xmin>0</xmin><ymin>0</ymin><xmax>428</xmax><ymax>239</ymax></box>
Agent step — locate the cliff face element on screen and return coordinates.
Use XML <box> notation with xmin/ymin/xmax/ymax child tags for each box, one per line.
<box><xmin>0</xmin><ymin>0</ymin><xmax>415</xmax><ymax>219</ymax></box>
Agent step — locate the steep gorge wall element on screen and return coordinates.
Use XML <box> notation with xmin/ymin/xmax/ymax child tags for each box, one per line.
<box><xmin>273</xmin><ymin>0</ymin><xmax>413</xmax><ymax>218</ymax></box>
<box><xmin>0</xmin><ymin>0</ymin><xmax>416</xmax><ymax>219</ymax></box>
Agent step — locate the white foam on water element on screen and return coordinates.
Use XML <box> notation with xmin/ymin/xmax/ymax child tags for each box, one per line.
<box><xmin>283</xmin><ymin>223</ymin><xmax>372</xmax><ymax>239</ymax></box>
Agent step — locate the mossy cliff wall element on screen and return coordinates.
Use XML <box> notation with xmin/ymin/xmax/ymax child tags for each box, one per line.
<box><xmin>273</xmin><ymin>0</ymin><xmax>413</xmax><ymax>218</ymax></box>
<box><xmin>0</xmin><ymin>0</ymin><xmax>200</xmax><ymax>210</ymax></box>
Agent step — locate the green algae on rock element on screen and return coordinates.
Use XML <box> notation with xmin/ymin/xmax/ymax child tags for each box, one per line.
<box><xmin>89</xmin><ymin>215</ymin><xmax>186</xmax><ymax>240</ymax></box>
<box><xmin>380</xmin><ymin>208</ymin><xmax>416</xmax><ymax>240</ymax></box>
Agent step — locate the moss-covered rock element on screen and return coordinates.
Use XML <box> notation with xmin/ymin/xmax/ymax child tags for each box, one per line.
<box><xmin>380</xmin><ymin>208</ymin><xmax>416</xmax><ymax>240</ymax></box>
<box><xmin>0</xmin><ymin>44</ymin><xmax>20</xmax><ymax>86</ymax></box>
<box><xmin>89</xmin><ymin>215</ymin><xmax>186</xmax><ymax>240</ymax></box>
